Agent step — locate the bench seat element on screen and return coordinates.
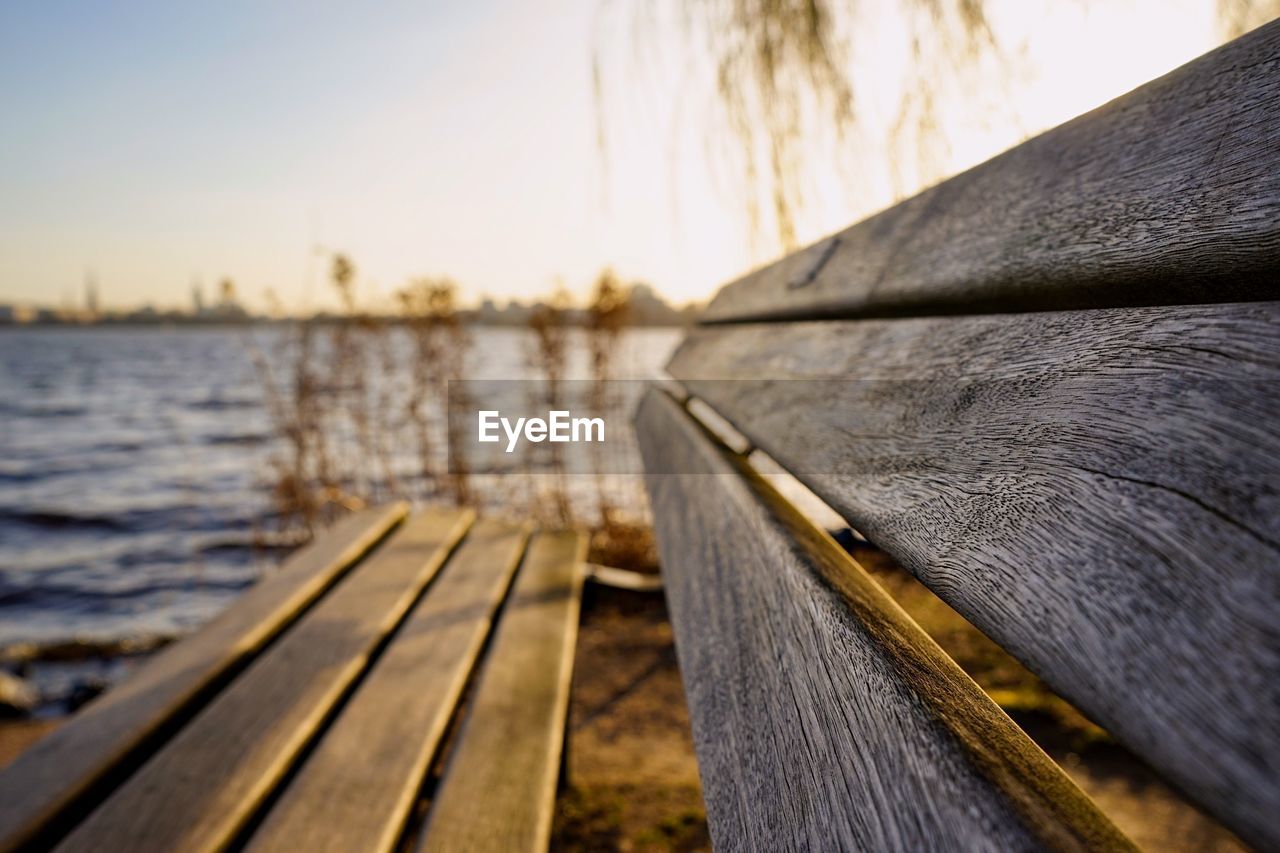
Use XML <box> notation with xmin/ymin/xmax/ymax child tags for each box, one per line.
<box><xmin>0</xmin><ymin>507</ymin><xmax>586</xmax><ymax>853</ymax></box>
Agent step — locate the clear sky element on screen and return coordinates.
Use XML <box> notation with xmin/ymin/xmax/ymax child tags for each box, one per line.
<box><xmin>0</xmin><ymin>0</ymin><xmax>1245</xmax><ymax>313</ymax></box>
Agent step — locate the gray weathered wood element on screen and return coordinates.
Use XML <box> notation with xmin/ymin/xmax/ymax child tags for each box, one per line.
<box><xmin>635</xmin><ymin>390</ymin><xmax>1132</xmax><ymax>851</ymax></box>
<box><xmin>417</xmin><ymin>531</ymin><xmax>586</xmax><ymax>853</ymax></box>
<box><xmin>666</xmin><ymin>301</ymin><xmax>1280</xmax><ymax>849</ymax></box>
<box><xmin>702</xmin><ymin>20</ymin><xmax>1280</xmax><ymax>324</ymax></box>
<box><xmin>0</xmin><ymin>502</ymin><xmax>408</xmax><ymax>851</ymax></box>
<box><xmin>55</xmin><ymin>508</ymin><xmax>474</xmax><ymax>853</ymax></box>
<box><xmin>247</xmin><ymin>519</ymin><xmax>530</xmax><ymax>853</ymax></box>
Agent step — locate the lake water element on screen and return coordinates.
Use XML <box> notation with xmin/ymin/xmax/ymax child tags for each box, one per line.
<box><xmin>0</xmin><ymin>326</ymin><xmax>681</xmax><ymax>668</ymax></box>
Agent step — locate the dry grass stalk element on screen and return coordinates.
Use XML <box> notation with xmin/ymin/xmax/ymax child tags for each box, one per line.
<box><xmin>398</xmin><ymin>278</ymin><xmax>473</xmax><ymax>506</ymax></box>
<box><xmin>252</xmin><ymin>255</ymin><xmax>403</xmax><ymax>540</ymax></box>
<box><xmin>526</xmin><ymin>288</ymin><xmax>574</xmax><ymax>527</ymax></box>
<box><xmin>585</xmin><ymin>269</ymin><xmax>631</xmax><ymax>531</ymax></box>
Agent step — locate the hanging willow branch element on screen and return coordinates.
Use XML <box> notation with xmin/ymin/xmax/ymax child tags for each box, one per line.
<box><xmin>595</xmin><ymin>0</ymin><xmax>1279</xmax><ymax>252</ymax></box>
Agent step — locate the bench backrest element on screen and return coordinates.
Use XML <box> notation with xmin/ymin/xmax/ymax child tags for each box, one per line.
<box><xmin>641</xmin><ymin>20</ymin><xmax>1279</xmax><ymax>851</ymax></box>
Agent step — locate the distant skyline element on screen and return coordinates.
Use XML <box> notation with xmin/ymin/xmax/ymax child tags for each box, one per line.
<box><xmin>0</xmin><ymin>0</ymin><xmax>1242</xmax><ymax>312</ymax></box>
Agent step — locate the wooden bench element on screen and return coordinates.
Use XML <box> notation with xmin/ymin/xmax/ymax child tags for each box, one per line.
<box><xmin>637</xmin><ymin>21</ymin><xmax>1279</xmax><ymax>852</ymax></box>
<box><xmin>0</xmin><ymin>505</ymin><xmax>586</xmax><ymax>852</ymax></box>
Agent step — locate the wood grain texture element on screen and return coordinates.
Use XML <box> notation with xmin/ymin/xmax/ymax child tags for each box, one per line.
<box><xmin>665</xmin><ymin>301</ymin><xmax>1280</xmax><ymax>849</ymax></box>
<box><xmin>0</xmin><ymin>502</ymin><xmax>408</xmax><ymax>852</ymax></box>
<box><xmin>635</xmin><ymin>390</ymin><xmax>1132</xmax><ymax>851</ymax></box>
<box><xmin>247</xmin><ymin>519</ymin><xmax>531</xmax><ymax>853</ymax></box>
<box><xmin>417</xmin><ymin>531</ymin><xmax>586</xmax><ymax>853</ymax></box>
<box><xmin>55</xmin><ymin>507</ymin><xmax>474</xmax><ymax>853</ymax></box>
<box><xmin>701</xmin><ymin>20</ymin><xmax>1280</xmax><ymax>324</ymax></box>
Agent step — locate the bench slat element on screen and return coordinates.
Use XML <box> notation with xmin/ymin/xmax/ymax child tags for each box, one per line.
<box><xmin>417</xmin><ymin>531</ymin><xmax>586</xmax><ymax>853</ymax></box>
<box><xmin>55</xmin><ymin>507</ymin><xmax>474</xmax><ymax>853</ymax></box>
<box><xmin>666</xmin><ymin>301</ymin><xmax>1280</xmax><ymax>849</ymax></box>
<box><xmin>247</xmin><ymin>518</ymin><xmax>531</xmax><ymax>853</ymax></box>
<box><xmin>0</xmin><ymin>502</ymin><xmax>408</xmax><ymax>851</ymax></box>
<box><xmin>701</xmin><ymin>20</ymin><xmax>1280</xmax><ymax>324</ymax></box>
<box><xmin>635</xmin><ymin>390</ymin><xmax>1131</xmax><ymax>851</ymax></box>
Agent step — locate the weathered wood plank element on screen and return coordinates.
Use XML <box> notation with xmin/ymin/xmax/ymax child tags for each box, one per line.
<box><xmin>417</xmin><ymin>531</ymin><xmax>586</xmax><ymax>853</ymax></box>
<box><xmin>55</xmin><ymin>507</ymin><xmax>474</xmax><ymax>853</ymax></box>
<box><xmin>665</xmin><ymin>301</ymin><xmax>1280</xmax><ymax>849</ymax></box>
<box><xmin>247</xmin><ymin>519</ymin><xmax>530</xmax><ymax>853</ymax></box>
<box><xmin>635</xmin><ymin>389</ymin><xmax>1131</xmax><ymax>851</ymax></box>
<box><xmin>0</xmin><ymin>502</ymin><xmax>408</xmax><ymax>851</ymax></box>
<box><xmin>701</xmin><ymin>21</ymin><xmax>1280</xmax><ymax>324</ymax></box>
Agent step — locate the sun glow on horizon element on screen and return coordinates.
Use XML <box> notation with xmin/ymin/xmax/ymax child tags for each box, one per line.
<box><xmin>0</xmin><ymin>0</ymin><xmax>1250</xmax><ymax>314</ymax></box>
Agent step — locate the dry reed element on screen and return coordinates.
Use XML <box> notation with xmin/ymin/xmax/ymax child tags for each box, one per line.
<box><xmin>252</xmin><ymin>259</ymin><xmax>649</xmax><ymax>553</ymax></box>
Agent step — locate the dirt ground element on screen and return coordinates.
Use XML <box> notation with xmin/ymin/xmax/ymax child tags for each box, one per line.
<box><xmin>551</xmin><ymin>584</ymin><xmax>710</xmax><ymax>852</ymax></box>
